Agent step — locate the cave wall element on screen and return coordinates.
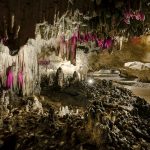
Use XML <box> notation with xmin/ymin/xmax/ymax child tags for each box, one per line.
<box><xmin>0</xmin><ymin>0</ymin><xmax>95</xmax><ymax>51</ymax></box>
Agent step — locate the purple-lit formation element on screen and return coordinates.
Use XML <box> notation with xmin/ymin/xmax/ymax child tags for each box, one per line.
<box><xmin>6</xmin><ymin>67</ymin><xmax>14</xmax><ymax>89</ymax></box>
<box><xmin>123</xmin><ymin>10</ymin><xmax>145</xmax><ymax>24</ymax></box>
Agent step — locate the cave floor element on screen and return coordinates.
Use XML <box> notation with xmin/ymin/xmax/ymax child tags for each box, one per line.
<box><xmin>1</xmin><ymin>80</ymin><xmax>150</xmax><ymax>150</ymax></box>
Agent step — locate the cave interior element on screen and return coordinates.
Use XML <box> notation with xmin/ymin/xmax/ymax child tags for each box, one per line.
<box><xmin>0</xmin><ymin>0</ymin><xmax>150</xmax><ymax>150</ymax></box>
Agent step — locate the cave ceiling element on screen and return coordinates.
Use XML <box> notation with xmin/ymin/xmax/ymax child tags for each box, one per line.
<box><xmin>0</xmin><ymin>0</ymin><xmax>149</xmax><ymax>54</ymax></box>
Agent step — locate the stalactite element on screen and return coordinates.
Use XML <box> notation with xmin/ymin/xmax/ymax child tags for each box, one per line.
<box><xmin>0</xmin><ymin>39</ymin><xmax>39</xmax><ymax>96</ymax></box>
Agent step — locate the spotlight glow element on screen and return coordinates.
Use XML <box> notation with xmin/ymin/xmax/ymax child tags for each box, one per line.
<box><xmin>88</xmin><ymin>78</ymin><xmax>94</xmax><ymax>84</ymax></box>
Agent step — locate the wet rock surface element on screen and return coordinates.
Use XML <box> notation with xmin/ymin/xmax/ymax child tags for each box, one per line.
<box><xmin>0</xmin><ymin>79</ymin><xmax>150</xmax><ymax>149</ymax></box>
<box><xmin>84</xmin><ymin>80</ymin><xmax>150</xmax><ymax>150</ymax></box>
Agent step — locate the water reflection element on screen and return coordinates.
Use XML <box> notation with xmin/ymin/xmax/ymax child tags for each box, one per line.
<box><xmin>125</xmin><ymin>86</ymin><xmax>150</xmax><ymax>103</ymax></box>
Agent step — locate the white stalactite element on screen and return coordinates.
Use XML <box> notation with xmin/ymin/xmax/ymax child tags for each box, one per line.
<box><xmin>0</xmin><ymin>41</ymin><xmax>39</xmax><ymax>96</ymax></box>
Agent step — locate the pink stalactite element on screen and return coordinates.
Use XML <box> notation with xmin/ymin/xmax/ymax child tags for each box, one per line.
<box><xmin>124</xmin><ymin>11</ymin><xmax>131</xmax><ymax>19</ymax></box>
<box><xmin>88</xmin><ymin>33</ymin><xmax>94</xmax><ymax>41</ymax></box>
<box><xmin>71</xmin><ymin>33</ymin><xmax>78</xmax><ymax>65</ymax></box>
<box><xmin>97</xmin><ymin>39</ymin><xmax>104</xmax><ymax>48</ymax></box>
<box><xmin>84</xmin><ymin>33</ymin><xmax>89</xmax><ymax>43</ymax></box>
<box><xmin>123</xmin><ymin>10</ymin><xmax>131</xmax><ymax>24</ymax></box>
<box><xmin>92</xmin><ymin>34</ymin><xmax>97</xmax><ymax>41</ymax></box>
<box><xmin>129</xmin><ymin>11</ymin><xmax>135</xmax><ymax>19</ymax></box>
<box><xmin>135</xmin><ymin>11</ymin><xmax>141</xmax><ymax>20</ymax></box>
<box><xmin>6</xmin><ymin>67</ymin><xmax>14</xmax><ymax>89</ymax></box>
<box><xmin>134</xmin><ymin>11</ymin><xmax>145</xmax><ymax>21</ymax></box>
<box><xmin>123</xmin><ymin>10</ymin><xmax>145</xmax><ymax>23</ymax></box>
<box><xmin>86</xmin><ymin>32</ymin><xmax>92</xmax><ymax>42</ymax></box>
<box><xmin>104</xmin><ymin>38</ymin><xmax>113</xmax><ymax>49</ymax></box>
<box><xmin>18</xmin><ymin>70</ymin><xmax>23</xmax><ymax>89</ymax></box>
<box><xmin>139</xmin><ymin>11</ymin><xmax>145</xmax><ymax>21</ymax></box>
<box><xmin>66</xmin><ymin>40</ymin><xmax>70</xmax><ymax>61</ymax></box>
<box><xmin>87</xmin><ymin>33</ymin><xmax>91</xmax><ymax>41</ymax></box>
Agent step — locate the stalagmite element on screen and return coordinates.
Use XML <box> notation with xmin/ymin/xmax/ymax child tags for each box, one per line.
<box><xmin>72</xmin><ymin>71</ymin><xmax>79</xmax><ymax>83</ymax></box>
<box><xmin>58</xmin><ymin>106</ymin><xmax>80</xmax><ymax>117</ymax></box>
<box><xmin>55</xmin><ymin>67</ymin><xmax>64</xmax><ymax>88</ymax></box>
<box><xmin>78</xmin><ymin>65</ymin><xmax>88</xmax><ymax>81</ymax></box>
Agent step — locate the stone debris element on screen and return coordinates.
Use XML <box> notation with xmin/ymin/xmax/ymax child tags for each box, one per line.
<box><xmin>26</xmin><ymin>96</ymin><xmax>43</xmax><ymax>115</ymax></box>
<box><xmin>0</xmin><ymin>79</ymin><xmax>150</xmax><ymax>150</ymax></box>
